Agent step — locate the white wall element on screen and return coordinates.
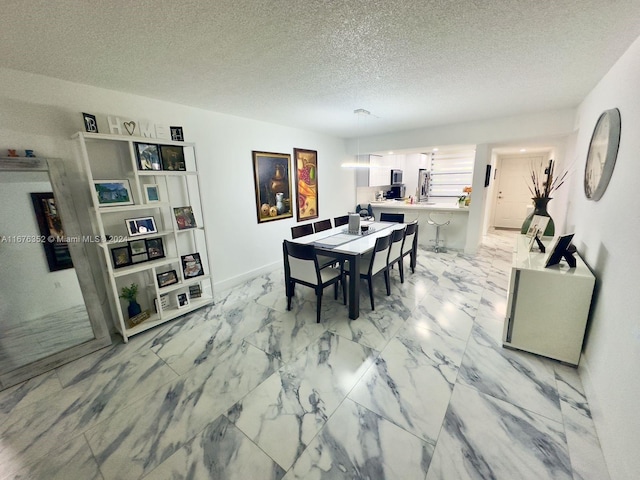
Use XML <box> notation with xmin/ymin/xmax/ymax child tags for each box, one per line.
<box><xmin>567</xmin><ymin>36</ymin><xmax>640</xmax><ymax>480</ymax></box>
<box><xmin>0</xmin><ymin>68</ymin><xmax>355</xmax><ymax>299</ymax></box>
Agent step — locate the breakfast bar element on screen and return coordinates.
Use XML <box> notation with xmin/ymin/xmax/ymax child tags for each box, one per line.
<box><xmin>370</xmin><ymin>201</ymin><xmax>470</xmax><ymax>251</ymax></box>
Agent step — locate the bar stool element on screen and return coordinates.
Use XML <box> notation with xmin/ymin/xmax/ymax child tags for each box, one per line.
<box><xmin>428</xmin><ymin>212</ymin><xmax>452</xmax><ymax>253</ymax></box>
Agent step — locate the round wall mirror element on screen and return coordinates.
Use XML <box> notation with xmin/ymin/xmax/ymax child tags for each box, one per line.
<box><xmin>584</xmin><ymin>108</ymin><xmax>621</xmax><ymax>201</ymax></box>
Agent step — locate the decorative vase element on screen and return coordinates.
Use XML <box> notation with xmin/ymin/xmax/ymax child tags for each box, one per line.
<box><xmin>128</xmin><ymin>300</ymin><xmax>142</xmax><ymax>318</ymax></box>
<box><xmin>521</xmin><ymin>197</ymin><xmax>555</xmax><ymax>236</ymax></box>
<box><xmin>276</xmin><ymin>192</ymin><xmax>285</xmax><ymax>214</ymax></box>
<box><xmin>270</xmin><ymin>164</ymin><xmax>286</xmax><ymax>194</ymax></box>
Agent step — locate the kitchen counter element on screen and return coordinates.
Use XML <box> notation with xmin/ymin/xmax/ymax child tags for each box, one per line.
<box><xmin>370</xmin><ymin>201</ymin><xmax>469</xmax><ymax>250</ymax></box>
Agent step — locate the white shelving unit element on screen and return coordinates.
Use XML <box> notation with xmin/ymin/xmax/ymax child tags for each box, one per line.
<box><xmin>73</xmin><ymin>132</ymin><xmax>214</xmax><ymax>342</ymax></box>
<box><xmin>502</xmin><ymin>235</ymin><xmax>595</xmax><ymax>365</ymax></box>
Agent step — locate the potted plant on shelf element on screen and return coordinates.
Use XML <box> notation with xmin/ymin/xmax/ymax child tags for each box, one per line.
<box><xmin>521</xmin><ymin>159</ymin><xmax>569</xmax><ymax>236</ymax></box>
<box><xmin>119</xmin><ymin>283</ymin><xmax>141</xmax><ymax>318</ymax></box>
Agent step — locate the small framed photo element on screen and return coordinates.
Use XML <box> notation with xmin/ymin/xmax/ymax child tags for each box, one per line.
<box><xmin>157</xmin><ymin>270</ymin><xmax>179</xmax><ymax>288</ymax></box>
<box><xmin>82</xmin><ymin>112</ymin><xmax>98</xmax><ymax>133</ymax></box>
<box><xmin>135</xmin><ymin>143</ymin><xmax>162</xmax><ymax>171</ymax></box>
<box><xmin>189</xmin><ymin>284</ymin><xmax>202</xmax><ymax>299</ymax></box>
<box><xmin>173</xmin><ymin>206</ymin><xmax>197</xmax><ymax>230</ymax></box>
<box><xmin>160</xmin><ymin>145</ymin><xmax>186</xmax><ymax>171</ymax></box>
<box><xmin>144</xmin><ymin>184</ymin><xmax>160</xmax><ymax>203</ymax></box>
<box><xmin>131</xmin><ymin>253</ymin><xmax>149</xmax><ymax>264</ymax></box>
<box><xmin>111</xmin><ymin>246</ymin><xmax>132</xmax><ymax>269</ymax></box>
<box><xmin>170</xmin><ymin>126</ymin><xmax>184</xmax><ymax>141</ymax></box>
<box><xmin>181</xmin><ymin>252</ymin><xmax>204</xmax><ymax>279</ymax></box>
<box><xmin>145</xmin><ymin>237</ymin><xmax>165</xmax><ymax>260</ymax></box>
<box><xmin>125</xmin><ymin>216</ymin><xmax>158</xmax><ymax>236</ymax></box>
<box><xmin>94</xmin><ymin>180</ymin><xmax>134</xmax><ymax>207</ymax></box>
<box><xmin>154</xmin><ymin>294</ymin><xmax>170</xmax><ymax>312</ymax></box>
<box><xmin>176</xmin><ymin>292</ymin><xmax>190</xmax><ymax>309</ymax></box>
<box><xmin>129</xmin><ymin>239</ymin><xmax>147</xmax><ymax>255</ymax></box>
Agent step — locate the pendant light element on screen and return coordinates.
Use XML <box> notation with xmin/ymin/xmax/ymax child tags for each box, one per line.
<box><xmin>341</xmin><ymin>108</ymin><xmax>371</xmax><ymax>168</ymax></box>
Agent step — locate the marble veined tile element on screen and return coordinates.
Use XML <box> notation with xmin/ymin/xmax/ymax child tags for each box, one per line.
<box><xmin>475</xmin><ymin>287</ymin><xmax>508</xmax><ymax>321</ymax></box>
<box><xmin>349</xmin><ymin>324</ymin><xmax>466</xmax><ymax>445</ymax></box>
<box><xmin>85</xmin><ymin>341</ymin><xmax>279</xmax><ymax>480</ymax></box>
<box><xmin>554</xmin><ymin>364</ymin><xmax>591</xmax><ymax>419</ymax></box>
<box><xmin>327</xmin><ymin>300</ymin><xmax>410</xmax><ymax>351</ymax></box>
<box><xmin>284</xmin><ymin>398</ymin><xmax>433</xmax><ymax>480</ymax></box>
<box><xmin>244</xmin><ymin>310</ymin><xmax>327</xmax><ymax>364</ymax></box>
<box><xmin>458</xmin><ymin>324</ymin><xmax>562</xmax><ymax>422</ymax></box>
<box><xmin>0</xmin><ymin>370</ymin><xmax>61</xmax><ymax>415</ymax></box>
<box><xmin>227</xmin><ymin>332</ymin><xmax>377</xmax><ymax>470</ymax></box>
<box><xmin>408</xmin><ymin>289</ymin><xmax>477</xmax><ymax>342</ymax></box>
<box><xmin>143</xmin><ymin>415</ymin><xmax>286</xmax><ymax>480</ymax></box>
<box><xmin>0</xmin><ymin>348</ymin><xmax>177</xmax><ymax>475</ymax></box>
<box><xmin>151</xmin><ymin>302</ymin><xmax>277</xmax><ymax>375</ymax></box>
<box><xmin>2</xmin><ymin>434</ymin><xmax>101</xmax><ymax>480</ymax></box>
<box><xmin>426</xmin><ymin>383</ymin><xmax>572</xmax><ymax>480</ymax></box>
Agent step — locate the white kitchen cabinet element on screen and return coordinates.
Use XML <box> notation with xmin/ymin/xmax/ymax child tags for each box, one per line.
<box><xmin>73</xmin><ymin>132</ymin><xmax>214</xmax><ymax>342</ymax></box>
<box><xmin>502</xmin><ymin>235</ymin><xmax>595</xmax><ymax>365</ymax></box>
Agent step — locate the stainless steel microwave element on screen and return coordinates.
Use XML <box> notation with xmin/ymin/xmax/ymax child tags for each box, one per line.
<box><xmin>390</xmin><ymin>169</ymin><xmax>403</xmax><ymax>184</ymax></box>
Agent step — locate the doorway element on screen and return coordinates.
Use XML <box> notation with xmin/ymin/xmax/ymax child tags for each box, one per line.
<box><xmin>492</xmin><ymin>153</ymin><xmax>548</xmax><ymax>229</ymax></box>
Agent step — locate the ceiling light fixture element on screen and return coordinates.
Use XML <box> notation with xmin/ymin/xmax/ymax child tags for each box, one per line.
<box><xmin>342</xmin><ymin>108</ymin><xmax>373</xmax><ymax>168</ymax></box>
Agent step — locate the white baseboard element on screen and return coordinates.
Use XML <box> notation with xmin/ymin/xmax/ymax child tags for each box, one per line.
<box><xmin>213</xmin><ymin>261</ymin><xmax>281</xmax><ymax>295</ymax></box>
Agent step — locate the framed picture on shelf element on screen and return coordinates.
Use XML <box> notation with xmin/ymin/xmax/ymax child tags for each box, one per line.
<box><xmin>145</xmin><ymin>237</ymin><xmax>165</xmax><ymax>260</ymax></box>
<box><xmin>135</xmin><ymin>143</ymin><xmax>162</xmax><ymax>171</ymax></box>
<box><xmin>293</xmin><ymin>148</ymin><xmax>318</xmax><ymax>221</ymax></box>
<box><xmin>131</xmin><ymin>252</ymin><xmax>149</xmax><ymax>264</ymax></box>
<box><xmin>129</xmin><ymin>239</ymin><xmax>146</xmax><ymax>255</ymax></box>
<box><xmin>156</xmin><ymin>270</ymin><xmax>179</xmax><ymax>288</ymax></box>
<box><xmin>93</xmin><ymin>180</ymin><xmax>134</xmax><ymax>207</ymax></box>
<box><xmin>252</xmin><ymin>151</ymin><xmax>293</xmax><ymax>223</ymax></box>
<box><xmin>125</xmin><ymin>216</ymin><xmax>158</xmax><ymax>236</ymax></box>
<box><xmin>173</xmin><ymin>206</ymin><xmax>197</xmax><ymax>230</ymax></box>
<box><xmin>30</xmin><ymin>192</ymin><xmax>73</xmax><ymax>272</ymax></box>
<box><xmin>144</xmin><ymin>184</ymin><xmax>160</xmax><ymax>203</ymax></box>
<box><xmin>154</xmin><ymin>293</ymin><xmax>170</xmax><ymax>312</ymax></box>
<box><xmin>111</xmin><ymin>246</ymin><xmax>132</xmax><ymax>269</ymax></box>
<box><xmin>189</xmin><ymin>284</ymin><xmax>202</xmax><ymax>299</ymax></box>
<box><xmin>181</xmin><ymin>252</ymin><xmax>204</xmax><ymax>278</ymax></box>
<box><xmin>176</xmin><ymin>292</ymin><xmax>190</xmax><ymax>309</ymax></box>
<box><xmin>160</xmin><ymin>145</ymin><xmax>186</xmax><ymax>171</ymax></box>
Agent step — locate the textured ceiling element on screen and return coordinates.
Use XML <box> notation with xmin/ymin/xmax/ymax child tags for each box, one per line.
<box><xmin>2</xmin><ymin>0</ymin><xmax>639</xmax><ymax>138</ymax></box>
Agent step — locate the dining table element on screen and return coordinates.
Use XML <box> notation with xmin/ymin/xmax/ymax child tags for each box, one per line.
<box><xmin>289</xmin><ymin>220</ymin><xmax>417</xmax><ymax>319</ymax></box>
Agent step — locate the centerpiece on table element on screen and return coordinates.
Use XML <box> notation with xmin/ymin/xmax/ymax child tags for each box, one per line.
<box><xmin>521</xmin><ymin>159</ymin><xmax>568</xmax><ymax>236</ymax></box>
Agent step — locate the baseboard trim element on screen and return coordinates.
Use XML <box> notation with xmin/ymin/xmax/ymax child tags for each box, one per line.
<box><xmin>213</xmin><ymin>261</ymin><xmax>281</xmax><ymax>295</ymax></box>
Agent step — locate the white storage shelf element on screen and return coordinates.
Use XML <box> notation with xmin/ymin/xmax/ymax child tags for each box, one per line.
<box><xmin>502</xmin><ymin>235</ymin><xmax>595</xmax><ymax>365</ymax></box>
<box><xmin>74</xmin><ymin>131</ymin><xmax>214</xmax><ymax>342</ymax></box>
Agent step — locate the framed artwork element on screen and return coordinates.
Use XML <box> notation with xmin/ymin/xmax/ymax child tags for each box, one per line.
<box><xmin>293</xmin><ymin>148</ymin><xmax>318</xmax><ymax>221</ymax></box>
<box><xmin>160</xmin><ymin>145</ymin><xmax>186</xmax><ymax>171</ymax></box>
<box><xmin>189</xmin><ymin>283</ymin><xmax>202</xmax><ymax>299</ymax></box>
<box><xmin>125</xmin><ymin>216</ymin><xmax>158</xmax><ymax>236</ymax></box>
<box><xmin>170</xmin><ymin>126</ymin><xmax>184</xmax><ymax>141</ymax></box>
<box><xmin>135</xmin><ymin>143</ymin><xmax>162</xmax><ymax>171</ymax></box>
<box><xmin>145</xmin><ymin>237</ymin><xmax>165</xmax><ymax>260</ymax></box>
<box><xmin>30</xmin><ymin>192</ymin><xmax>73</xmax><ymax>272</ymax></box>
<box><xmin>82</xmin><ymin>112</ymin><xmax>98</xmax><ymax>133</ymax></box>
<box><xmin>129</xmin><ymin>239</ymin><xmax>147</xmax><ymax>255</ymax></box>
<box><xmin>176</xmin><ymin>292</ymin><xmax>190</xmax><ymax>309</ymax></box>
<box><xmin>525</xmin><ymin>215</ymin><xmax>550</xmax><ymax>239</ymax></box>
<box><xmin>252</xmin><ymin>151</ymin><xmax>293</xmax><ymax>223</ymax></box>
<box><xmin>545</xmin><ymin>234</ymin><xmax>576</xmax><ymax>268</ymax></box>
<box><xmin>173</xmin><ymin>206</ymin><xmax>197</xmax><ymax>230</ymax></box>
<box><xmin>154</xmin><ymin>294</ymin><xmax>170</xmax><ymax>312</ymax></box>
<box><xmin>144</xmin><ymin>184</ymin><xmax>160</xmax><ymax>203</ymax></box>
<box><xmin>181</xmin><ymin>252</ymin><xmax>204</xmax><ymax>279</ymax></box>
<box><xmin>157</xmin><ymin>270</ymin><xmax>179</xmax><ymax>288</ymax></box>
<box><xmin>93</xmin><ymin>180</ymin><xmax>134</xmax><ymax>206</ymax></box>
<box><xmin>111</xmin><ymin>246</ymin><xmax>132</xmax><ymax>269</ymax></box>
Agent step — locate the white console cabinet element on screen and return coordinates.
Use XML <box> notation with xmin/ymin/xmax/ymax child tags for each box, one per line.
<box><xmin>502</xmin><ymin>235</ymin><xmax>595</xmax><ymax>365</ymax></box>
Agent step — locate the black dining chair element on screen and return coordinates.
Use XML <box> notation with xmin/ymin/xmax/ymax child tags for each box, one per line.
<box><xmin>313</xmin><ymin>219</ymin><xmax>332</xmax><ymax>233</ymax></box>
<box><xmin>401</xmin><ymin>221</ymin><xmax>418</xmax><ymax>274</ymax></box>
<box><xmin>333</xmin><ymin>215</ymin><xmax>349</xmax><ymax>227</ymax></box>
<box><xmin>379</xmin><ymin>212</ymin><xmax>405</xmax><ymax>223</ymax></box>
<box><xmin>359</xmin><ymin>233</ymin><xmax>392</xmax><ymax>310</ymax></box>
<box><xmin>291</xmin><ymin>224</ymin><xmax>314</xmax><ymax>239</ymax></box>
<box><xmin>387</xmin><ymin>226</ymin><xmax>407</xmax><ymax>283</ymax></box>
<box><xmin>283</xmin><ymin>240</ymin><xmax>346</xmax><ymax>323</ymax></box>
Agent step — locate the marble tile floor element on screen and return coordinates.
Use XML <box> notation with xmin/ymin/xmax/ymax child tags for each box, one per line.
<box><xmin>0</xmin><ymin>304</ymin><xmax>94</xmax><ymax>375</ymax></box>
<box><xmin>0</xmin><ymin>230</ymin><xmax>611</xmax><ymax>479</ymax></box>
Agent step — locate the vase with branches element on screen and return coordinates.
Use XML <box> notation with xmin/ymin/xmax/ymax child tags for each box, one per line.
<box><xmin>119</xmin><ymin>283</ymin><xmax>141</xmax><ymax>318</ymax></box>
<box><xmin>521</xmin><ymin>159</ymin><xmax>568</xmax><ymax>236</ymax></box>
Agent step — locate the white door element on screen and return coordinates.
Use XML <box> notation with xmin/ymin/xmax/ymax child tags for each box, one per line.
<box><xmin>493</xmin><ymin>155</ymin><xmax>545</xmax><ymax>228</ymax></box>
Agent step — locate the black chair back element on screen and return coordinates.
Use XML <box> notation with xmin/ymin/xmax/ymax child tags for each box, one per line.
<box><xmin>334</xmin><ymin>215</ymin><xmax>349</xmax><ymax>227</ymax></box>
<box><xmin>291</xmin><ymin>223</ymin><xmax>314</xmax><ymax>239</ymax></box>
<box><xmin>313</xmin><ymin>219</ymin><xmax>332</xmax><ymax>233</ymax></box>
<box><xmin>356</xmin><ymin>204</ymin><xmax>374</xmax><ymax>219</ymax></box>
<box><xmin>380</xmin><ymin>212</ymin><xmax>405</xmax><ymax>223</ymax></box>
